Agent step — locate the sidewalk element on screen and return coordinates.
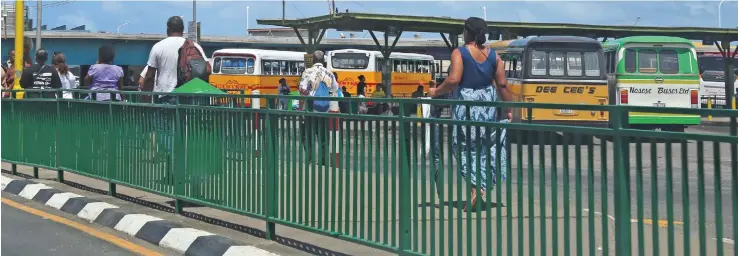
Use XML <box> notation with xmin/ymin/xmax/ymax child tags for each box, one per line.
<box><xmin>701</xmin><ymin>117</ymin><xmax>735</xmax><ymax>127</ymax></box>
<box><xmin>5</xmin><ymin>162</ymin><xmax>733</xmax><ymax>255</ymax></box>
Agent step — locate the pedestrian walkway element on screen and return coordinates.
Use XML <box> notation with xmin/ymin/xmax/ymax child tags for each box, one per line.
<box><xmin>5</xmin><ymin>162</ymin><xmax>734</xmax><ymax>256</ymax></box>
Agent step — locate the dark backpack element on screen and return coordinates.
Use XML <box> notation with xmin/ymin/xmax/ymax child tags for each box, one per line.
<box><xmin>177</xmin><ymin>39</ymin><xmax>211</xmax><ymax>87</ymax></box>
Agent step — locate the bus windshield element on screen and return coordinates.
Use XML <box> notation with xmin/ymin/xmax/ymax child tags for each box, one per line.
<box><xmin>331</xmin><ymin>53</ymin><xmax>370</xmax><ymax>69</ymax></box>
<box><xmin>530</xmin><ymin>50</ymin><xmax>601</xmax><ymax>78</ymax></box>
<box><xmin>215</xmin><ymin>57</ymin><xmax>255</xmax><ymax>75</ymax></box>
<box><xmin>699</xmin><ymin>56</ymin><xmax>738</xmax><ymax>73</ymax></box>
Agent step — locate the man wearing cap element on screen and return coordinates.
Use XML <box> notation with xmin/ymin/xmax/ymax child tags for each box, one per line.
<box><xmin>20</xmin><ymin>48</ymin><xmax>61</xmax><ymax>98</ymax></box>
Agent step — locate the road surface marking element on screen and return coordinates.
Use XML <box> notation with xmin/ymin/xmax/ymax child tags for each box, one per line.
<box><xmin>159</xmin><ymin>228</ymin><xmax>213</xmax><ymax>254</ymax></box>
<box><xmin>1</xmin><ymin>197</ymin><xmax>163</xmax><ymax>256</ymax></box>
<box><xmin>712</xmin><ymin>237</ymin><xmax>735</xmax><ymax>245</ymax></box>
<box><xmin>583</xmin><ymin>209</ymin><xmax>684</xmax><ymax>227</ymax></box>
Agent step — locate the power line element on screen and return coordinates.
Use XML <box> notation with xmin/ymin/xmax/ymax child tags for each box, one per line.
<box><xmin>353</xmin><ymin>1</ymin><xmax>372</xmax><ymax>13</ymax></box>
<box><xmin>290</xmin><ymin>2</ymin><xmax>305</xmax><ymax>18</ymax></box>
<box><xmin>29</xmin><ymin>0</ymin><xmax>75</xmax><ymax>8</ymax></box>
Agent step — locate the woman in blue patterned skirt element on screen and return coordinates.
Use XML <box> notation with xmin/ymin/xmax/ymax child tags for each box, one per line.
<box><xmin>428</xmin><ymin>17</ymin><xmax>512</xmax><ymax>210</ymax></box>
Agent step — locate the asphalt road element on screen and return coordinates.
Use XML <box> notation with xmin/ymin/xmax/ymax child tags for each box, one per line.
<box><xmin>1</xmin><ymin>202</ymin><xmax>136</xmax><ymax>256</ymax></box>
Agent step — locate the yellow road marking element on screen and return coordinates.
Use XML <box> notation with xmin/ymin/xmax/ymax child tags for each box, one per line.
<box><xmin>640</xmin><ymin>218</ymin><xmax>684</xmax><ymax>228</ymax></box>
<box><xmin>1</xmin><ymin>197</ymin><xmax>163</xmax><ymax>256</ymax></box>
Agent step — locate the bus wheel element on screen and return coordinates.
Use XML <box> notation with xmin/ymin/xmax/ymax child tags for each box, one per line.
<box><xmin>662</xmin><ymin>126</ymin><xmax>686</xmax><ymax>133</ymax></box>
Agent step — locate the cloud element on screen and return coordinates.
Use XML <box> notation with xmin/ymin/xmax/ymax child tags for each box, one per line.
<box><xmin>101</xmin><ymin>1</ymin><xmax>124</xmax><ymax>14</ymax></box>
<box><xmin>58</xmin><ymin>12</ymin><xmax>97</xmax><ymax>31</ymax></box>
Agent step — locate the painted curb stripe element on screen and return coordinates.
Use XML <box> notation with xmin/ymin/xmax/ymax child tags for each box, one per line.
<box><xmin>31</xmin><ymin>188</ymin><xmax>63</xmax><ymax>204</ymax></box>
<box><xmin>1</xmin><ymin>175</ymin><xmax>16</xmax><ymax>190</ymax></box>
<box><xmin>46</xmin><ymin>192</ymin><xmax>84</xmax><ymax>210</ymax></box>
<box><xmin>4</xmin><ymin>179</ymin><xmax>34</xmax><ymax>194</ymax></box>
<box><xmin>18</xmin><ymin>183</ymin><xmax>51</xmax><ymax>199</ymax></box>
<box><xmin>78</xmin><ymin>202</ymin><xmax>119</xmax><ymax>222</ymax></box>
<box><xmin>1</xmin><ymin>174</ymin><xmax>281</xmax><ymax>256</ymax></box>
<box><xmin>188</xmin><ymin>235</ymin><xmax>247</xmax><ymax>256</ymax></box>
<box><xmin>159</xmin><ymin>228</ymin><xmax>214</xmax><ymax>254</ymax></box>
<box><xmin>223</xmin><ymin>246</ymin><xmax>280</xmax><ymax>256</ymax></box>
<box><xmin>135</xmin><ymin>220</ymin><xmax>186</xmax><ymax>246</ymax></box>
<box><xmin>94</xmin><ymin>208</ymin><xmax>131</xmax><ymax>228</ymax></box>
<box><xmin>115</xmin><ymin>214</ymin><xmax>164</xmax><ymax>236</ymax></box>
<box><xmin>60</xmin><ymin>197</ymin><xmax>97</xmax><ymax>215</ymax></box>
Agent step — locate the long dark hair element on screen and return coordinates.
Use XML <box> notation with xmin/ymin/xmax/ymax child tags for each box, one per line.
<box><xmin>53</xmin><ymin>54</ymin><xmax>68</xmax><ymax>75</ymax></box>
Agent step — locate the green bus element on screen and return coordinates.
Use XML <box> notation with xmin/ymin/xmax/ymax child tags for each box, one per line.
<box><xmin>603</xmin><ymin>36</ymin><xmax>701</xmax><ymax>132</ymax></box>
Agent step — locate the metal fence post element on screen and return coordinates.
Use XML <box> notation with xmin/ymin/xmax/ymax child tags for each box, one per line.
<box><xmin>397</xmin><ymin>102</ymin><xmax>412</xmax><ymax>254</ymax></box>
<box><xmin>265</xmin><ymin>96</ymin><xmax>278</xmax><ymax>240</ymax></box>
<box><xmin>55</xmin><ymin>90</ymin><xmax>63</xmax><ymax>183</ymax></box>
<box><xmin>107</xmin><ymin>92</ymin><xmax>117</xmax><ymax>197</ymax></box>
<box><xmin>611</xmin><ymin>105</ymin><xmax>631</xmax><ymax>255</ymax></box>
<box><xmin>173</xmin><ymin>96</ymin><xmax>185</xmax><ymax>214</ymax></box>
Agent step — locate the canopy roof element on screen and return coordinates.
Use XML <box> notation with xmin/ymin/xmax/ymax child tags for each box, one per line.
<box><xmin>258</xmin><ymin>13</ymin><xmax>738</xmax><ymax>42</ymax></box>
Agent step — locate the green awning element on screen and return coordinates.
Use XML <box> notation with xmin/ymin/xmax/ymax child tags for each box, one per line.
<box><xmin>172</xmin><ymin>78</ymin><xmax>226</xmax><ymax>94</ymax></box>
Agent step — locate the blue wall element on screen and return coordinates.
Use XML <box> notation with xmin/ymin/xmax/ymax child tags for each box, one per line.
<box><xmin>1</xmin><ymin>38</ymin><xmax>451</xmax><ymax>66</ymax></box>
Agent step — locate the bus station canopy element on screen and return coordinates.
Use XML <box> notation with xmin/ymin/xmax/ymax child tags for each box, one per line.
<box><xmin>258</xmin><ymin>12</ymin><xmax>738</xmax><ymax>42</ymax></box>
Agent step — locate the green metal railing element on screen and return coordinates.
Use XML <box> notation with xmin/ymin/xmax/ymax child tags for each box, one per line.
<box><xmin>2</xmin><ymin>89</ymin><xmax>737</xmax><ymax>256</ymax></box>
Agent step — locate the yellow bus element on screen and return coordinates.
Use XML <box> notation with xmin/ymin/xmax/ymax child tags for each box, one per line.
<box><xmin>494</xmin><ymin>36</ymin><xmax>610</xmax><ymax>127</ymax></box>
<box><xmin>326</xmin><ymin>49</ymin><xmax>435</xmax><ymax>98</ymax></box>
<box><xmin>209</xmin><ymin>49</ymin><xmax>305</xmax><ymax>107</ymax></box>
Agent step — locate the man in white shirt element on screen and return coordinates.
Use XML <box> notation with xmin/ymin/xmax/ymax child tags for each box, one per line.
<box><xmin>298</xmin><ymin>50</ymin><xmax>340</xmax><ymax>166</ymax></box>
<box><xmin>142</xmin><ymin>16</ymin><xmax>207</xmax><ymax>178</ymax></box>
<box><xmin>142</xmin><ymin>15</ymin><xmax>206</xmax><ymax>102</ymax></box>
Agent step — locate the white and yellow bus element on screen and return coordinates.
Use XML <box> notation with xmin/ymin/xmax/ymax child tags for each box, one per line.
<box><xmin>326</xmin><ymin>49</ymin><xmax>435</xmax><ymax>98</ymax></box>
<box><xmin>209</xmin><ymin>49</ymin><xmax>305</xmax><ymax>107</ymax></box>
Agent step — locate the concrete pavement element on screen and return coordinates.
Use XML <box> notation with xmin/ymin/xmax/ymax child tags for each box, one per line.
<box><xmin>1</xmin><ymin>195</ymin><xmax>171</xmax><ymax>256</ymax></box>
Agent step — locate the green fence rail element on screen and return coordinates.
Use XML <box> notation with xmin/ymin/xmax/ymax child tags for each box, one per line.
<box><xmin>2</xmin><ymin>89</ymin><xmax>737</xmax><ymax>256</ymax></box>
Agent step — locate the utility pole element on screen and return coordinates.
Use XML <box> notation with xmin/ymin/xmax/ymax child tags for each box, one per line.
<box><xmin>35</xmin><ymin>0</ymin><xmax>41</xmax><ymax>51</ymax></box>
<box><xmin>14</xmin><ymin>0</ymin><xmax>25</xmax><ymax>90</ymax></box>
<box><xmin>282</xmin><ymin>0</ymin><xmax>285</xmax><ymax>23</ymax></box>
<box><xmin>193</xmin><ymin>0</ymin><xmax>196</xmax><ymax>25</ymax></box>
<box><xmin>246</xmin><ymin>6</ymin><xmax>250</xmax><ymax>35</ymax></box>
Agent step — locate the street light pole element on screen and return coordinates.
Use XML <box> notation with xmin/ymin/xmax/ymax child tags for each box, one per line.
<box><xmin>633</xmin><ymin>16</ymin><xmax>641</xmax><ymax>26</ymax></box>
<box><xmin>481</xmin><ymin>6</ymin><xmax>487</xmax><ymax>21</ymax></box>
<box><xmin>246</xmin><ymin>6</ymin><xmax>250</xmax><ymax>35</ymax></box>
<box><xmin>116</xmin><ymin>21</ymin><xmax>129</xmax><ymax>34</ymax></box>
<box><xmin>719</xmin><ymin>0</ymin><xmax>725</xmax><ymax>28</ymax></box>
<box><xmin>35</xmin><ymin>0</ymin><xmax>41</xmax><ymax>51</ymax></box>
<box><xmin>193</xmin><ymin>0</ymin><xmax>196</xmax><ymax>25</ymax></box>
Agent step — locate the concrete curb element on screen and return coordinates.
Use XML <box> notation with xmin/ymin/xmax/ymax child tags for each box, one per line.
<box><xmin>1</xmin><ymin>174</ymin><xmax>279</xmax><ymax>256</ymax></box>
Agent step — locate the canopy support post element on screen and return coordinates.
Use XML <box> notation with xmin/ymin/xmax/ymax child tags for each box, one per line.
<box><xmin>294</xmin><ymin>28</ymin><xmax>326</xmax><ymax>54</ymax></box>
<box><xmin>715</xmin><ymin>40</ymin><xmax>736</xmax><ymax>112</ymax></box>
<box><xmin>369</xmin><ymin>29</ymin><xmax>403</xmax><ymax>96</ymax></box>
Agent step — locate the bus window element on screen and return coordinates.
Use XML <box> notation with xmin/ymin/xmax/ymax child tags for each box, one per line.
<box><xmin>584</xmin><ymin>52</ymin><xmax>600</xmax><ymax>77</ymax></box>
<box><xmin>659</xmin><ymin>50</ymin><xmax>679</xmax><ymax>74</ymax></box>
<box><xmin>549</xmin><ymin>51</ymin><xmax>565</xmax><ymax>76</ymax></box>
<box><xmin>280</xmin><ymin>61</ymin><xmax>287</xmax><ymax>75</ymax></box>
<box><xmin>331</xmin><ymin>52</ymin><xmax>369</xmax><ymax>69</ymax></box>
<box><xmin>212</xmin><ymin>57</ymin><xmax>221</xmax><ymax>73</ymax></box>
<box><xmin>298</xmin><ymin>62</ymin><xmax>305</xmax><ymax>73</ymax></box>
<box><xmin>221</xmin><ymin>57</ymin><xmax>250</xmax><ymax>75</ymax></box>
<box><xmin>638</xmin><ymin>49</ymin><xmax>657</xmax><ymax>73</ymax></box>
<box><xmin>246</xmin><ymin>59</ymin><xmax>255</xmax><ymax>74</ymax></box>
<box><xmin>531</xmin><ymin>50</ymin><xmax>547</xmax><ymax>76</ymax></box>
<box><xmin>625</xmin><ymin>49</ymin><xmax>637</xmax><ymax>73</ymax></box>
<box><xmin>407</xmin><ymin>60</ymin><xmax>415</xmax><ymax>73</ymax></box>
<box><xmin>567</xmin><ymin>52</ymin><xmax>583</xmax><ymax>76</ymax></box>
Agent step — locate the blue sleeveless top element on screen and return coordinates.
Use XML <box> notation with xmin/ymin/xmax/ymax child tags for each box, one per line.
<box><xmin>457</xmin><ymin>46</ymin><xmax>496</xmax><ymax>90</ymax></box>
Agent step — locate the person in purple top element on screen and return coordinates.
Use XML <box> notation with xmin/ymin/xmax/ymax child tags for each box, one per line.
<box><xmin>85</xmin><ymin>45</ymin><xmax>124</xmax><ymax>101</ymax></box>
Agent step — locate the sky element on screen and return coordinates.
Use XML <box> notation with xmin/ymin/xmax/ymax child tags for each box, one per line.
<box><xmin>15</xmin><ymin>0</ymin><xmax>738</xmax><ymax>38</ymax></box>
